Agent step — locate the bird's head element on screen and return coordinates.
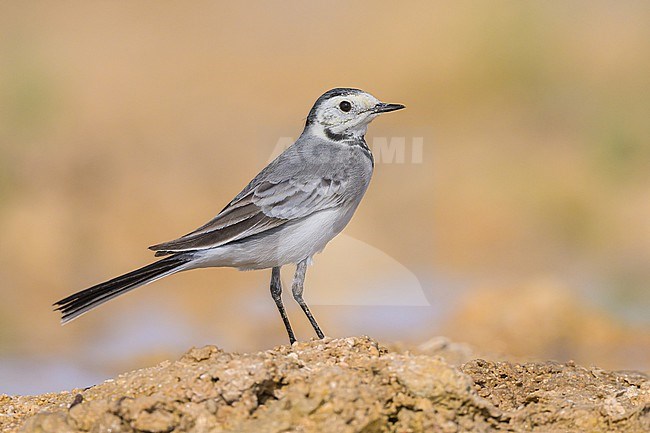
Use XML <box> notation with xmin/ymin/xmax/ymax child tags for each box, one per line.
<box><xmin>305</xmin><ymin>88</ymin><xmax>404</xmax><ymax>140</ymax></box>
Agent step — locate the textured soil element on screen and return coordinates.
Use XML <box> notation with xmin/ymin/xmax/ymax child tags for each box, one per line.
<box><xmin>2</xmin><ymin>337</ymin><xmax>649</xmax><ymax>433</ymax></box>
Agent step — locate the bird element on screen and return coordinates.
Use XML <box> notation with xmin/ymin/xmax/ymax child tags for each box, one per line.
<box><xmin>54</xmin><ymin>88</ymin><xmax>405</xmax><ymax>344</ymax></box>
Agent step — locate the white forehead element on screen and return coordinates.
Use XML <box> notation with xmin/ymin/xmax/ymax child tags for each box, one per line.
<box><xmin>323</xmin><ymin>92</ymin><xmax>380</xmax><ymax>111</ymax></box>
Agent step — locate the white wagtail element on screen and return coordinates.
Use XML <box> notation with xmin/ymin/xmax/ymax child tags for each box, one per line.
<box><xmin>54</xmin><ymin>88</ymin><xmax>405</xmax><ymax>344</ymax></box>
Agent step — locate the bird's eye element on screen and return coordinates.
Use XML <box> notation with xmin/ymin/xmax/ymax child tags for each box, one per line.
<box><xmin>339</xmin><ymin>101</ymin><xmax>352</xmax><ymax>112</ymax></box>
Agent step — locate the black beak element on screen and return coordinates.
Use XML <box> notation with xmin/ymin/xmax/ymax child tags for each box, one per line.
<box><xmin>374</xmin><ymin>102</ymin><xmax>406</xmax><ymax>114</ymax></box>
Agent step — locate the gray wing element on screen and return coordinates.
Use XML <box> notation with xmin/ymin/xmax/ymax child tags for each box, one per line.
<box><xmin>148</xmin><ymin>177</ymin><xmax>346</xmax><ymax>256</ymax></box>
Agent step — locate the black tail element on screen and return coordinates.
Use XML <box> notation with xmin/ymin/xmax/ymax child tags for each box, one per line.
<box><xmin>54</xmin><ymin>255</ymin><xmax>190</xmax><ymax>323</ymax></box>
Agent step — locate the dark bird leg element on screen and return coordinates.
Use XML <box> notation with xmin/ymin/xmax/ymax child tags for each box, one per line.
<box><xmin>292</xmin><ymin>259</ymin><xmax>324</xmax><ymax>339</ymax></box>
<box><xmin>270</xmin><ymin>266</ymin><xmax>296</xmax><ymax>344</ymax></box>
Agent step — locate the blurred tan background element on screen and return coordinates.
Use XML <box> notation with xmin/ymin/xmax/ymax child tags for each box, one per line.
<box><xmin>1</xmin><ymin>1</ymin><xmax>649</xmax><ymax>394</ymax></box>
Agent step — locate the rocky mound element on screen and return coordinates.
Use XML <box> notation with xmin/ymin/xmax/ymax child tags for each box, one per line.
<box><xmin>2</xmin><ymin>337</ymin><xmax>649</xmax><ymax>432</ymax></box>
